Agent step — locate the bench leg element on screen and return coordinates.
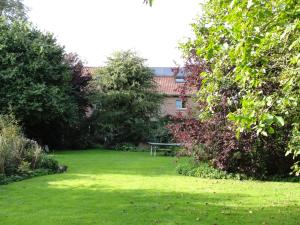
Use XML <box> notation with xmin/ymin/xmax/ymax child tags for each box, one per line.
<box><xmin>154</xmin><ymin>147</ymin><xmax>156</xmax><ymax>157</ymax></box>
<box><xmin>150</xmin><ymin>145</ymin><xmax>153</xmax><ymax>156</ymax></box>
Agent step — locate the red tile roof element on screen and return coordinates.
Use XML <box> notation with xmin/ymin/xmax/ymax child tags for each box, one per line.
<box><xmin>154</xmin><ymin>76</ymin><xmax>184</xmax><ymax>96</ymax></box>
<box><xmin>85</xmin><ymin>67</ymin><xmax>99</xmax><ymax>74</ymax></box>
<box><xmin>86</xmin><ymin>67</ymin><xmax>192</xmax><ymax>96</ymax></box>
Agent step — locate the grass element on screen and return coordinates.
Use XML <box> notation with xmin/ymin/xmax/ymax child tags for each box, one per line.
<box><xmin>0</xmin><ymin>150</ymin><xmax>299</xmax><ymax>225</ymax></box>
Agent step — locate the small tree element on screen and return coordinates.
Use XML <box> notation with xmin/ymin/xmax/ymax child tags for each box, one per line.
<box><xmin>90</xmin><ymin>50</ymin><xmax>162</xmax><ymax>145</ymax></box>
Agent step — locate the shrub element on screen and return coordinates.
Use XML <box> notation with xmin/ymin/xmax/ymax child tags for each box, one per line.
<box><xmin>176</xmin><ymin>162</ymin><xmax>245</xmax><ymax>180</ymax></box>
<box><xmin>176</xmin><ymin>161</ymin><xmax>300</xmax><ymax>182</ymax></box>
<box><xmin>170</xmin><ymin>0</ymin><xmax>300</xmax><ymax>177</ymax></box>
<box><xmin>0</xmin><ymin>114</ymin><xmax>63</xmax><ymax>184</ymax></box>
<box><xmin>115</xmin><ymin>143</ymin><xmax>137</xmax><ymax>151</ymax></box>
<box><xmin>0</xmin><ymin>114</ymin><xmax>28</xmax><ymax>176</ymax></box>
<box><xmin>0</xmin><ymin>168</ymin><xmax>53</xmax><ymax>185</ymax></box>
<box><xmin>148</xmin><ymin>116</ymin><xmax>174</xmax><ymax>143</ymax></box>
<box><xmin>39</xmin><ymin>155</ymin><xmax>59</xmax><ymax>172</ymax></box>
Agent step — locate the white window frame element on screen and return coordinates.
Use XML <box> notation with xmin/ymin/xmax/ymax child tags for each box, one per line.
<box><xmin>175</xmin><ymin>77</ymin><xmax>185</xmax><ymax>83</ymax></box>
<box><xmin>176</xmin><ymin>99</ymin><xmax>186</xmax><ymax>110</ymax></box>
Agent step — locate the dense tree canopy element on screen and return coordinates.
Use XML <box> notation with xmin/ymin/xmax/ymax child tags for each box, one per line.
<box><xmin>90</xmin><ymin>50</ymin><xmax>162</xmax><ymax>145</ymax></box>
<box><xmin>177</xmin><ymin>0</ymin><xmax>300</xmax><ymax>176</ymax></box>
<box><xmin>62</xmin><ymin>53</ymin><xmax>92</xmax><ymax>148</ymax></box>
<box><xmin>0</xmin><ymin>18</ymin><xmax>82</xmax><ymax>147</ymax></box>
<box><xmin>0</xmin><ymin>0</ymin><xmax>27</xmax><ymax>21</ymax></box>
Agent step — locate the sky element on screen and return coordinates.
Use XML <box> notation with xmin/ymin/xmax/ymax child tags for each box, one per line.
<box><xmin>24</xmin><ymin>0</ymin><xmax>202</xmax><ymax>67</ymax></box>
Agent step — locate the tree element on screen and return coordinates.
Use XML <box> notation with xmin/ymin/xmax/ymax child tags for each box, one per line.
<box><xmin>177</xmin><ymin>0</ymin><xmax>299</xmax><ymax>176</ymax></box>
<box><xmin>63</xmin><ymin>53</ymin><xmax>93</xmax><ymax>148</ymax></box>
<box><xmin>64</xmin><ymin>53</ymin><xmax>92</xmax><ymax>116</ymax></box>
<box><xmin>0</xmin><ymin>0</ymin><xmax>27</xmax><ymax>21</ymax></box>
<box><xmin>90</xmin><ymin>50</ymin><xmax>162</xmax><ymax>145</ymax></box>
<box><xmin>0</xmin><ymin>18</ymin><xmax>78</xmax><ymax>147</ymax></box>
<box><xmin>143</xmin><ymin>0</ymin><xmax>154</xmax><ymax>7</ymax></box>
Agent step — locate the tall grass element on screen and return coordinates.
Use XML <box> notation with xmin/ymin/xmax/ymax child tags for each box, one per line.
<box><xmin>0</xmin><ymin>115</ymin><xmax>43</xmax><ymax>176</ymax></box>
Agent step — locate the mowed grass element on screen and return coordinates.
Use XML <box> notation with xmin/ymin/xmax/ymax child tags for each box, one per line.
<box><xmin>0</xmin><ymin>150</ymin><xmax>299</xmax><ymax>225</ymax></box>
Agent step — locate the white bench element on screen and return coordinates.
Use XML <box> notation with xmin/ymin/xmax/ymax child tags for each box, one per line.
<box><xmin>147</xmin><ymin>142</ymin><xmax>182</xmax><ymax>156</ymax></box>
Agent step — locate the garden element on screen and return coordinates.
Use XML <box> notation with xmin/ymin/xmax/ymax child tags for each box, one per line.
<box><xmin>0</xmin><ymin>0</ymin><xmax>300</xmax><ymax>224</ymax></box>
<box><xmin>1</xmin><ymin>150</ymin><xmax>300</xmax><ymax>225</ymax></box>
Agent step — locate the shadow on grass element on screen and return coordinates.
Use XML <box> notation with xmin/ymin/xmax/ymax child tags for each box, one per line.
<box><xmin>1</xmin><ymin>172</ymin><xmax>299</xmax><ymax>225</ymax></box>
<box><xmin>1</xmin><ymin>150</ymin><xmax>299</xmax><ymax>225</ymax></box>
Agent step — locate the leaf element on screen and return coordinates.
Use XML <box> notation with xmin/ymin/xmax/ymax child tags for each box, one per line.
<box><xmin>275</xmin><ymin>116</ymin><xmax>285</xmax><ymax>127</ymax></box>
<box><xmin>289</xmin><ymin>37</ymin><xmax>300</xmax><ymax>51</ymax></box>
<box><xmin>268</xmin><ymin>127</ymin><xmax>275</xmax><ymax>134</ymax></box>
<box><xmin>247</xmin><ymin>0</ymin><xmax>254</xmax><ymax>9</ymax></box>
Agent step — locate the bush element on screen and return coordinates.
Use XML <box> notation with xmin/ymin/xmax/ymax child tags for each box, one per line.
<box><xmin>176</xmin><ymin>161</ymin><xmax>300</xmax><ymax>182</ymax></box>
<box><xmin>0</xmin><ymin>114</ymin><xmax>64</xmax><ymax>184</ymax></box>
<box><xmin>170</xmin><ymin>0</ymin><xmax>300</xmax><ymax>177</ymax></box>
<box><xmin>148</xmin><ymin>116</ymin><xmax>174</xmax><ymax>143</ymax></box>
<box><xmin>114</xmin><ymin>143</ymin><xmax>137</xmax><ymax>151</ymax></box>
<box><xmin>0</xmin><ymin>168</ymin><xmax>54</xmax><ymax>185</ymax></box>
<box><xmin>0</xmin><ymin>114</ymin><xmax>30</xmax><ymax>176</ymax></box>
<box><xmin>176</xmin><ymin>162</ymin><xmax>245</xmax><ymax>180</ymax></box>
<box><xmin>39</xmin><ymin>155</ymin><xmax>59</xmax><ymax>172</ymax></box>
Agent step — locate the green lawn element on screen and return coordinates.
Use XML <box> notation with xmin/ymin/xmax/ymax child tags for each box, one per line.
<box><xmin>0</xmin><ymin>150</ymin><xmax>299</xmax><ymax>225</ymax></box>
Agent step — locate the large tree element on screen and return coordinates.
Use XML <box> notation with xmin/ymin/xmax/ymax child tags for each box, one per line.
<box><xmin>177</xmin><ymin>0</ymin><xmax>299</xmax><ymax>176</ymax></box>
<box><xmin>0</xmin><ymin>0</ymin><xmax>27</xmax><ymax>21</ymax></box>
<box><xmin>90</xmin><ymin>50</ymin><xmax>162</xmax><ymax>145</ymax></box>
<box><xmin>0</xmin><ymin>18</ymin><xmax>79</xmax><ymax>147</ymax></box>
<box><xmin>63</xmin><ymin>53</ymin><xmax>92</xmax><ymax>148</ymax></box>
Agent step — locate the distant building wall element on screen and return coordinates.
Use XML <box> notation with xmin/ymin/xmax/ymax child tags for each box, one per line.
<box><xmin>87</xmin><ymin>66</ymin><xmax>197</xmax><ymax>117</ymax></box>
<box><xmin>160</xmin><ymin>96</ymin><xmax>193</xmax><ymax>116</ymax></box>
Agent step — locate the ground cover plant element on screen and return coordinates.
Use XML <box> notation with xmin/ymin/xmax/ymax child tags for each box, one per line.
<box><xmin>176</xmin><ymin>161</ymin><xmax>300</xmax><ymax>182</ymax></box>
<box><xmin>0</xmin><ymin>150</ymin><xmax>299</xmax><ymax>225</ymax></box>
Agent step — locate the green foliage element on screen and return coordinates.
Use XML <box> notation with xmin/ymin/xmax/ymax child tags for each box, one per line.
<box><xmin>61</xmin><ymin>53</ymin><xmax>93</xmax><ymax>149</ymax></box>
<box><xmin>39</xmin><ymin>154</ymin><xmax>59</xmax><ymax>172</ymax></box>
<box><xmin>0</xmin><ymin>18</ymin><xmax>83</xmax><ymax>147</ymax></box>
<box><xmin>148</xmin><ymin>116</ymin><xmax>174</xmax><ymax>143</ymax></box>
<box><xmin>115</xmin><ymin>143</ymin><xmax>137</xmax><ymax>151</ymax></box>
<box><xmin>143</xmin><ymin>0</ymin><xmax>154</xmax><ymax>7</ymax></box>
<box><xmin>2</xmin><ymin>150</ymin><xmax>299</xmax><ymax>225</ymax></box>
<box><xmin>90</xmin><ymin>50</ymin><xmax>163</xmax><ymax>145</ymax></box>
<box><xmin>0</xmin><ymin>114</ymin><xmax>38</xmax><ymax>176</ymax></box>
<box><xmin>0</xmin><ymin>168</ymin><xmax>54</xmax><ymax>185</ymax></box>
<box><xmin>176</xmin><ymin>161</ymin><xmax>300</xmax><ymax>182</ymax></box>
<box><xmin>181</xmin><ymin>0</ymin><xmax>300</xmax><ymax>175</ymax></box>
<box><xmin>176</xmin><ymin>162</ymin><xmax>245</xmax><ymax>180</ymax></box>
<box><xmin>286</xmin><ymin>123</ymin><xmax>300</xmax><ymax>176</ymax></box>
<box><xmin>0</xmin><ymin>0</ymin><xmax>27</xmax><ymax>22</ymax></box>
<box><xmin>0</xmin><ymin>114</ymin><xmax>61</xmax><ymax>184</ymax></box>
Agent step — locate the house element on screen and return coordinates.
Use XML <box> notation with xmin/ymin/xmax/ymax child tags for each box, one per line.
<box><xmin>151</xmin><ymin>67</ymin><xmax>193</xmax><ymax>116</ymax></box>
<box><xmin>87</xmin><ymin>66</ymin><xmax>193</xmax><ymax>117</ymax></box>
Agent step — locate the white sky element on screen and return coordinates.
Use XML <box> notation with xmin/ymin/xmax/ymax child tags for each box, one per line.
<box><xmin>24</xmin><ymin>0</ymin><xmax>202</xmax><ymax>67</ymax></box>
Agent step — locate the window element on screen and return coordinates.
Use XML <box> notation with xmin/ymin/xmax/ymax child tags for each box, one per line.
<box><xmin>176</xmin><ymin>99</ymin><xmax>186</xmax><ymax>109</ymax></box>
<box><xmin>175</xmin><ymin>76</ymin><xmax>185</xmax><ymax>83</ymax></box>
